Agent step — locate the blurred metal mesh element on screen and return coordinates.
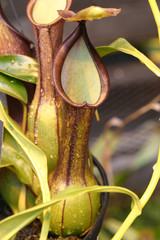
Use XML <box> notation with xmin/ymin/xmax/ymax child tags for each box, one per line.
<box><xmin>91</xmin><ymin>54</ymin><xmax>160</xmax><ymax>175</ymax></box>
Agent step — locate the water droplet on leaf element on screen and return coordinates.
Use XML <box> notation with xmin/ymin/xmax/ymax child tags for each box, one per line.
<box><xmin>18</xmin><ymin>61</ymin><xmax>23</xmax><ymax>66</ymax></box>
<box><xmin>35</xmin><ymin>132</ymin><xmax>38</xmax><ymax>138</ymax></box>
<box><xmin>11</xmin><ymin>60</ymin><xmax>15</xmax><ymax>65</ymax></box>
<box><xmin>67</xmin><ymin>230</ymin><xmax>72</xmax><ymax>235</ymax></box>
<box><xmin>50</xmin><ymin>99</ymin><xmax>55</xmax><ymax>106</ymax></box>
<box><xmin>40</xmin><ymin>88</ymin><xmax>44</xmax><ymax>97</ymax></box>
<box><xmin>76</xmin><ymin>153</ymin><xmax>80</xmax><ymax>158</ymax></box>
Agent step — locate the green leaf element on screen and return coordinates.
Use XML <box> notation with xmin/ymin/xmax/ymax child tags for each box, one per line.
<box><xmin>0</xmin><ymin>168</ymin><xmax>35</xmax><ymax>214</ymax></box>
<box><xmin>0</xmin><ymin>168</ymin><xmax>25</xmax><ymax>214</ymax></box>
<box><xmin>0</xmin><ymin>101</ymin><xmax>50</xmax><ymax>240</ymax></box>
<box><xmin>0</xmin><ymin>55</ymin><xmax>38</xmax><ymax>84</ymax></box>
<box><xmin>0</xmin><ymin>185</ymin><xmax>141</xmax><ymax>240</ymax></box>
<box><xmin>96</xmin><ymin>38</ymin><xmax>160</xmax><ymax>77</ymax></box>
<box><xmin>0</xmin><ymin>73</ymin><xmax>27</xmax><ymax>103</ymax></box>
<box><xmin>1</xmin><ymin>130</ymin><xmax>33</xmax><ymax>185</ymax></box>
<box><xmin>1</xmin><ymin>143</ymin><xmax>33</xmax><ymax>185</ymax></box>
<box><xmin>98</xmin><ymin>228</ymin><xmax>111</xmax><ymax>240</ymax></box>
<box><xmin>103</xmin><ymin>218</ymin><xmax>140</xmax><ymax>240</ymax></box>
<box><xmin>143</xmin><ymin>38</ymin><xmax>160</xmax><ymax>64</ymax></box>
<box><xmin>133</xmin><ymin>132</ymin><xmax>160</xmax><ymax>170</ymax></box>
<box><xmin>58</xmin><ymin>7</ymin><xmax>121</xmax><ymax>22</ymax></box>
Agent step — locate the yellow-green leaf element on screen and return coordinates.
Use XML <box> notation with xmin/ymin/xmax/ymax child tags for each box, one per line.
<box><xmin>96</xmin><ymin>38</ymin><xmax>160</xmax><ymax>77</ymax></box>
<box><xmin>1</xmin><ymin>130</ymin><xmax>33</xmax><ymax>185</ymax></box>
<box><xmin>1</xmin><ymin>142</ymin><xmax>33</xmax><ymax>185</ymax></box>
<box><xmin>0</xmin><ymin>169</ymin><xmax>35</xmax><ymax>214</ymax></box>
<box><xmin>0</xmin><ymin>101</ymin><xmax>50</xmax><ymax>240</ymax></box>
<box><xmin>0</xmin><ymin>185</ymin><xmax>141</xmax><ymax>240</ymax></box>
<box><xmin>58</xmin><ymin>6</ymin><xmax>121</xmax><ymax>22</ymax></box>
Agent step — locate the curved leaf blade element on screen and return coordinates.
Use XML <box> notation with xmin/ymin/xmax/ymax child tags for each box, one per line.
<box><xmin>0</xmin><ymin>55</ymin><xmax>38</xmax><ymax>83</ymax></box>
<box><xmin>58</xmin><ymin>7</ymin><xmax>121</xmax><ymax>22</ymax></box>
<box><xmin>0</xmin><ymin>168</ymin><xmax>35</xmax><ymax>214</ymax></box>
<box><xmin>0</xmin><ymin>185</ymin><xmax>141</xmax><ymax>240</ymax></box>
<box><xmin>0</xmin><ymin>119</ymin><xmax>3</xmax><ymax>166</ymax></box>
<box><xmin>96</xmin><ymin>38</ymin><xmax>160</xmax><ymax>77</ymax></box>
<box><xmin>0</xmin><ymin>101</ymin><xmax>50</xmax><ymax>240</ymax></box>
<box><xmin>0</xmin><ymin>73</ymin><xmax>27</xmax><ymax>103</ymax></box>
<box><xmin>1</xmin><ymin>131</ymin><xmax>33</xmax><ymax>185</ymax></box>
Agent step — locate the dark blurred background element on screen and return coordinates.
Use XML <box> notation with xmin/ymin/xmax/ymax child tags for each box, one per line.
<box><xmin>1</xmin><ymin>0</ymin><xmax>159</xmax><ymax>44</ymax></box>
<box><xmin>1</xmin><ymin>0</ymin><xmax>160</xmax><ymax>239</ymax></box>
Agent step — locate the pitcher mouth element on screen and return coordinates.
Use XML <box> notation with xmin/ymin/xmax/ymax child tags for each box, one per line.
<box><xmin>27</xmin><ymin>0</ymin><xmax>73</xmax><ymax>26</ymax></box>
<box><xmin>53</xmin><ymin>22</ymin><xmax>110</xmax><ymax>108</ymax></box>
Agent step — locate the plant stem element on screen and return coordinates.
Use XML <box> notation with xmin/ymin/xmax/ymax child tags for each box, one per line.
<box><xmin>22</xmin><ymin>102</ymin><xmax>27</xmax><ymax>134</ymax></box>
<box><xmin>111</xmin><ymin>204</ymin><xmax>141</xmax><ymax>240</ymax></box>
<box><xmin>148</xmin><ymin>0</ymin><xmax>160</xmax><ymax>42</ymax></box>
<box><xmin>112</xmin><ymin>146</ymin><xmax>160</xmax><ymax>240</ymax></box>
<box><xmin>140</xmin><ymin>147</ymin><xmax>160</xmax><ymax>207</ymax></box>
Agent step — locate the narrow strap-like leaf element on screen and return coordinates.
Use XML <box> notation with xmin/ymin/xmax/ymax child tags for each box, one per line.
<box><xmin>0</xmin><ymin>101</ymin><xmax>50</xmax><ymax>240</ymax></box>
<box><xmin>0</xmin><ymin>184</ymin><xmax>141</xmax><ymax>240</ymax></box>
<box><xmin>0</xmin><ymin>119</ymin><xmax>3</xmax><ymax>167</ymax></box>
<box><xmin>96</xmin><ymin>38</ymin><xmax>160</xmax><ymax>77</ymax></box>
